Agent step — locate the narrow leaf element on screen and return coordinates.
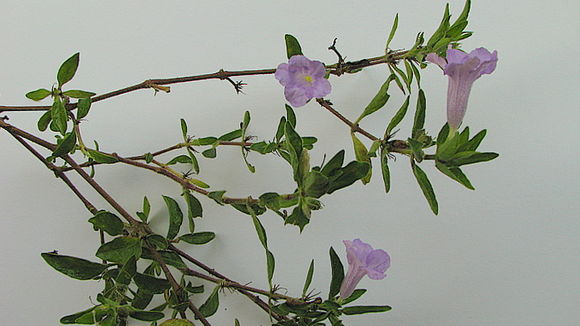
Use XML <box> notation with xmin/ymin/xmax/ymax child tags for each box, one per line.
<box><xmin>351</xmin><ymin>133</ymin><xmax>372</xmax><ymax>184</ymax></box>
<box><xmin>435</xmin><ymin>162</ymin><xmax>474</xmax><ymax>190</ymax></box>
<box><xmin>37</xmin><ymin>110</ymin><xmax>52</xmax><ymax>131</ymax></box>
<box><xmin>179</xmin><ymin>232</ymin><xmax>215</xmax><ymax>245</ymax></box>
<box><xmin>53</xmin><ymin>131</ymin><xmax>76</xmax><ymax>157</ymax></box>
<box><xmin>342</xmin><ymin>305</ymin><xmax>392</xmax><ymax>315</ymax></box>
<box><xmin>302</xmin><ymin>259</ymin><xmax>315</xmax><ymax>297</ymax></box>
<box><xmin>412</xmin><ymin>89</ymin><xmax>426</xmax><ymax>136</ymax></box>
<box><xmin>41</xmin><ymin>253</ymin><xmax>107</xmax><ymax>280</ymax></box>
<box><xmin>62</xmin><ymin>90</ymin><xmax>96</xmax><ymax>99</ymax></box>
<box><xmin>88</xmin><ymin>211</ymin><xmax>124</xmax><ymax>236</ymax></box>
<box><xmin>284</xmin><ymin>34</ymin><xmax>303</xmax><ymax>58</ymax></box>
<box><xmin>328</xmin><ymin>246</ymin><xmax>345</xmax><ymax>299</ymax></box>
<box><xmin>380</xmin><ymin>148</ymin><xmax>391</xmax><ymax>193</ymax></box>
<box><xmin>357</xmin><ymin>76</ymin><xmax>393</xmax><ymax>122</ymax></box>
<box><xmin>77</xmin><ymin>97</ymin><xmax>91</xmax><ymax>119</ymax></box>
<box><xmin>96</xmin><ymin>237</ymin><xmax>142</xmax><ymax>264</ymax></box>
<box><xmin>386</xmin><ymin>96</ymin><xmax>410</xmax><ymax>135</ymax></box>
<box><xmin>163</xmin><ymin>196</ymin><xmax>183</xmax><ymax>240</ymax></box>
<box><xmin>412</xmin><ymin>162</ymin><xmax>439</xmax><ymax>214</ymax></box>
<box><xmin>26</xmin><ymin>88</ymin><xmax>51</xmax><ymax>101</ymax></box>
<box><xmin>57</xmin><ymin>52</ymin><xmax>80</xmax><ymax>86</ymax></box>
<box><xmin>385</xmin><ymin>14</ymin><xmax>399</xmax><ymax>49</ymax></box>
<box><xmin>134</xmin><ymin>273</ymin><xmax>171</xmax><ymax>294</ymax></box>
<box><xmin>199</xmin><ymin>287</ymin><xmax>220</xmax><ymax>318</ymax></box>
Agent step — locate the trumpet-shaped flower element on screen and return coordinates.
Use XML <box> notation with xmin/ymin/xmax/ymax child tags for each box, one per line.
<box><xmin>275</xmin><ymin>55</ymin><xmax>331</xmax><ymax>107</ymax></box>
<box><xmin>426</xmin><ymin>47</ymin><xmax>498</xmax><ymax>130</ymax></box>
<box><xmin>339</xmin><ymin>239</ymin><xmax>390</xmax><ymax>299</ymax></box>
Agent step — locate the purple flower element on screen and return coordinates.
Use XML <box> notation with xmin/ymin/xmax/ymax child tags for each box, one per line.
<box><xmin>275</xmin><ymin>55</ymin><xmax>331</xmax><ymax>107</ymax></box>
<box><xmin>426</xmin><ymin>47</ymin><xmax>498</xmax><ymax>130</ymax></box>
<box><xmin>339</xmin><ymin>239</ymin><xmax>390</xmax><ymax>299</ymax></box>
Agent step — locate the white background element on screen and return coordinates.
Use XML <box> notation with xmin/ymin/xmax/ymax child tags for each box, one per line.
<box><xmin>1</xmin><ymin>1</ymin><xmax>578</xmax><ymax>325</ymax></box>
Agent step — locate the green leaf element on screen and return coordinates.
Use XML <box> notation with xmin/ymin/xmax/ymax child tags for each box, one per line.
<box><xmin>427</xmin><ymin>4</ymin><xmax>451</xmax><ymax>48</ymax></box>
<box><xmin>412</xmin><ymin>162</ymin><xmax>438</xmax><ymax>215</ymax></box>
<box><xmin>41</xmin><ymin>252</ymin><xmax>107</xmax><ymax>280</ymax></box>
<box><xmin>380</xmin><ymin>148</ymin><xmax>391</xmax><ymax>193</ymax></box>
<box><xmin>202</xmin><ymin>148</ymin><xmax>217</xmax><ymax>158</ymax></box>
<box><xmin>183</xmin><ymin>191</ymin><xmax>202</xmax><ymax>232</ymax></box>
<box><xmin>266</xmin><ymin>249</ymin><xmax>276</xmax><ymax>283</ymax></box>
<box><xmin>458</xmin><ymin>129</ymin><xmax>487</xmax><ymax>152</ymax></box>
<box><xmin>326</xmin><ymin>161</ymin><xmax>370</xmax><ymax>194</ymax></box>
<box><xmin>142</xmin><ymin>196</ymin><xmax>151</xmax><ymax>219</ymax></box>
<box><xmin>141</xmin><ymin>249</ymin><xmax>187</xmax><ymax>269</ymax></box>
<box><xmin>129</xmin><ymin>311</ymin><xmax>165</xmax><ymax>322</ymax></box>
<box><xmin>87</xmin><ymin>149</ymin><xmax>119</xmax><ymax>163</ymax></box>
<box><xmin>321</xmin><ymin>150</ymin><xmax>345</xmax><ymax>177</ymax></box>
<box><xmin>386</xmin><ymin>96</ymin><xmax>410</xmax><ymax>135</ymax></box>
<box><xmin>185</xmin><ymin>283</ymin><xmax>205</xmax><ymax>294</ymax></box>
<box><xmin>303</xmin><ymin>171</ymin><xmax>329</xmax><ymax>198</ymax></box>
<box><xmin>409</xmin><ymin>60</ymin><xmax>422</xmax><ymax>88</ymax></box>
<box><xmin>63</xmin><ymin>90</ymin><xmax>96</xmax><ymax>99</ymax></box>
<box><xmin>284</xmin><ymin>121</ymin><xmax>303</xmax><ymax>158</ymax></box>
<box><xmin>26</xmin><ymin>88</ymin><xmax>51</xmax><ymax>101</ymax></box>
<box><xmin>328</xmin><ymin>246</ymin><xmax>345</xmax><ymax>299</ymax></box>
<box><xmin>437</xmin><ymin>123</ymin><xmax>450</xmax><ymax>145</ymax></box>
<box><xmin>180</xmin><ymin>119</ymin><xmax>188</xmax><ymax>140</ymax></box>
<box><xmin>250</xmin><ymin>211</ymin><xmax>268</xmax><ymax>249</ymax></box>
<box><xmin>199</xmin><ymin>286</ymin><xmax>220</xmax><ymax>318</ymax></box>
<box><xmin>159</xmin><ymin>319</ymin><xmax>196</xmax><ymax>326</ymax></box>
<box><xmin>449</xmin><ymin>151</ymin><xmax>499</xmax><ymax>166</ymax></box>
<box><xmin>167</xmin><ymin>155</ymin><xmax>192</xmax><ymax>165</ymax></box>
<box><xmin>51</xmin><ymin>98</ymin><xmax>68</xmax><ymax>135</ymax></box>
<box><xmin>218</xmin><ymin>129</ymin><xmax>242</xmax><ymax>141</ymax></box>
<box><xmin>88</xmin><ymin>211</ymin><xmax>124</xmax><ymax>236</ymax></box>
<box><xmin>179</xmin><ymin>232</ymin><xmax>215</xmax><ymax>245</ymax></box>
<box><xmin>285</xmin><ymin>104</ymin><xmax>296</xmax><ymax>128</ymax></box>
<box><xmin>302</xmin><ymin>259</ymin><xmax>315</xmax><ymax>297</ymax></box>
<box><xmin>163</xmin><ymin>196</ymin><xmax>183</xmax><ymax>240</ymax></box>
<box><xmin>131</xmin><ymin>289</ymin><xmax>154</xmax><ymax>310</ymax></box>
<box><xmin>53</xmin><ymin>131</ymin><xmax>76</xmax><ymax>157</ymax></box>
<box><xmin>435</xmin><ymin>161</ymin><xmax>474</xmax><ymax>190</ymax></box>
<box><xmin>77</xmin><ymin>97</ymin><xmax>92</xmax><ymax>119</ymax></box>
<box><xmin>449</xmin><ymin>0</ymin><xmax>471</xmax><ymax>34</ymax></box>
<box><xmin>115</xmin><ymin>256</ymin><xmax>137</xmax><ymax>285</ymax></box>
<box><xmin>186</xmin><ymin>147</ymin><xmax>200</xmax><ymax>174</ymax></box>
<box><xmin>412</xmin><ymin>89</ymin><xmax>426</xmax><ymax>137</ymax></box>
<box><xmin>284</xmin><ymin>34</ymin><xmax>303</xmax><ymax>59</ymax></box>
<box><xmin>134</xmin><ymin>273</ymin><xmax>171</xmax><ymax>294</ymax></box>
<box><xmin>59</xmin><ymin>306</ymin><xmax>98</xmax><ymax>324</ymax></box>
<box><xmin>390</xmin><ymin>64</ymin><xmax>411</xmax><ymax>93</ymax></box>
<box><xmin>208</xmin><ymin>190</ymin><xmax>226</xmax><ymax>205</ymax></box>
<box><xmin>96</xmin><ymin>237</ymin><xmax>142</xmax><ymax>264</ymax></box>
<box><xmin>357</xmin><ymin>76</ymin><xmax>393</xmax><ymax>123</ymax></box>
<box><xmin>145</xmin><ymin>234</ymin><xmax>169</xmax><ymax>250</ymax></box>
<box><xmin>341</xmin><ymin>289</ymin><xmax>367</xmax><ymax>305</ymax></box>
<box><xmin>385</xmin><ymin>13</ymin><xmax>399</xmax><ymax>49</ymax></box>
<box><xmin>342</xmin><ymin>305</ymin><xmax>392</xmax><ymax>315</ymax></box>
<box><xmin>37</xmin><ymin>110</ymin><xmax>52</xmax><ymax>131</ymax></box>
<box><xmin>190</xmin><ymin>137</ymin><xmax>218</xmax><ymax>146</ymax></box>
<box><xmin>57</xmin><ymin>52</ymin><xmax>80</xmax><ymax>87</ymax></box>
<box><xmin>275</xmin><ymin>117</ymin><xmax>286</xmax><ymax>142</ymax></box>
<box><xmin>351</xmin><ymin>134</ymin><xmax>372</xmax><ymax>184</ymax></box>
<box><xmin>259</xmin><ymin>192</ymin><xmax>282</xmax><ymax>210</ymax></box>
<box><xmin>285</xmin><ymin>206</ymin><xmax>310</xmax><ymax>231</ymax></box>
<box><xmin>408</xmin><ymin>137</ymin><xmax>425</xmax><ymax>162</ymax></box>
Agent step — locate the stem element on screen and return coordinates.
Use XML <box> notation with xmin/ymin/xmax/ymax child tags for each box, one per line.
<box><xmin>0</xmin><ymin>51</ymin><xmax>410</xmax><ymax>113</ymax></box>
<box><xmin>169</xmin><ymin>244</ymin><xmax>286</xmax><ymax>321</ymax></box>
<box><xmin>149</xmin><ymin>247</ymin><xmax>212</xmax><ymax>326</ymax></box>
<box><xmin>316</xmin><ymin>98</ymin><xmax>379</xmax><ymax>141</ymax></box>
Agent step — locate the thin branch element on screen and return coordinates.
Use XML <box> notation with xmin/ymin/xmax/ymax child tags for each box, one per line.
<box><xmin>149</xmin><ymin>247</ymin><xmax>212</xmax><ymax>325</ymax></box>
<box><xmin>169</xmin><ymin>244</ymin><xmax>286</xmax><ymax>321</ymax></box>
<box><xmin>0</xmin><ymin>50</ymin><xmax>411</xmax><ymax>113</ymax></box>
<box><xmin>316</xmin><ymin>98</ymin><xmax>379</xmax><ymax>141</ymax></box>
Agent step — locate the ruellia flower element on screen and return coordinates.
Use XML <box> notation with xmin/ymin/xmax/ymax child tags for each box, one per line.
<box><xmin>426</xmin><ymin>47</ymin><xmax>498</xmax><ymax>130</ymax></box>
<box><xmin>339</xmin><ymin>239</ymin><xmax>390</xmax><ymax>299</ymax></box>
<box><xmin>275</xmin><ymin>55</ymin><xmax>331</xmax><ymax>107</ymax></box>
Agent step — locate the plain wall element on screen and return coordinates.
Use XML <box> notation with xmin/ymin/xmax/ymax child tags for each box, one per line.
<box><xmin>0</xmin><ymin>1</ymin><xmax>578</xmax><ymax>325</ymax></box>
